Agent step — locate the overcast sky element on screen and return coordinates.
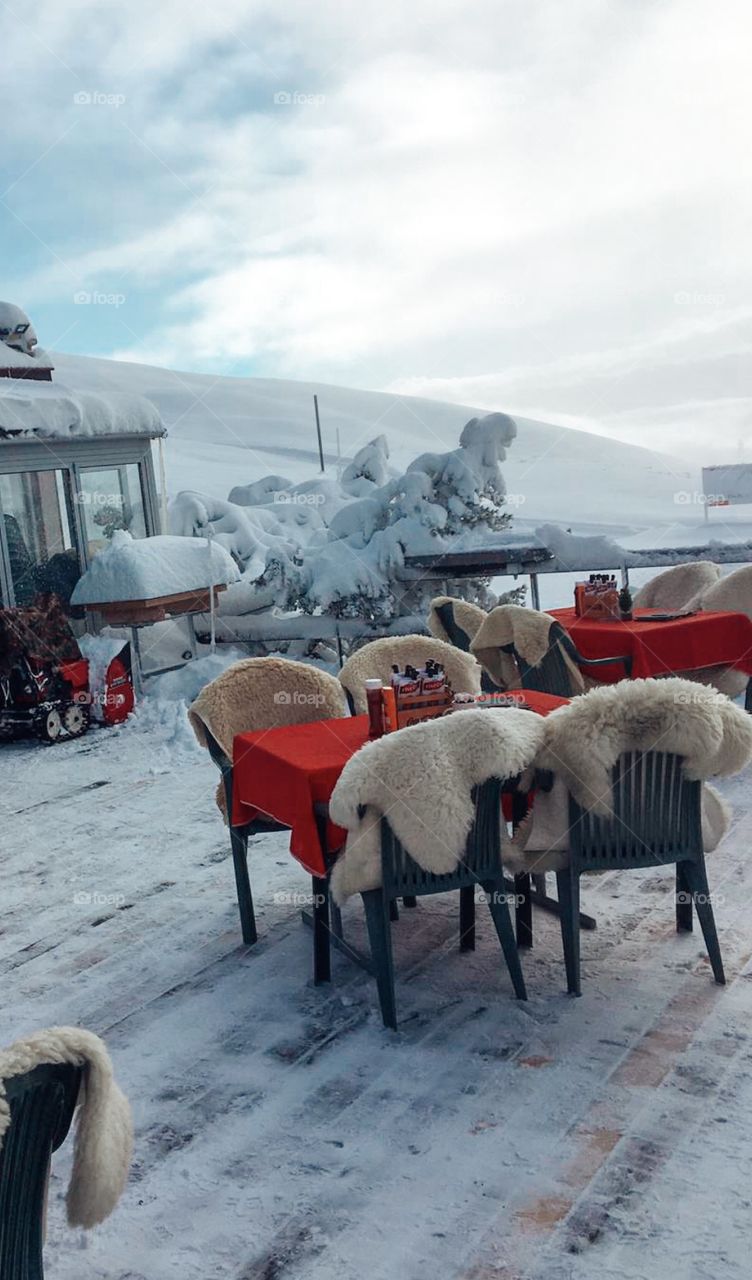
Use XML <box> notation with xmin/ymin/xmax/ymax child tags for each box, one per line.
<box><xmin>1</xmin><ymin>0</ymin><xmax>750</xmax><ymax>462</ymax></box>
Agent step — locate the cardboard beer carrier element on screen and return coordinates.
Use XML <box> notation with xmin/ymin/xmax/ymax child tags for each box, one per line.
<box><xmin>574</xmin><ymin>574</ymin><xmax>621</xmax><ymax>621</ymax></box>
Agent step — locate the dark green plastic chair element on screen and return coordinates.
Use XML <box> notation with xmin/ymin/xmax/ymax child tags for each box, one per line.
<box><xmin>502</xmin><ymin>620</ymin><xmax>632</xmax><ymax>698</ymax></box>
<box><xmin>434</xmin><ymin>600</ymin><xmax>497</xmax><ymax>693</ymax></box>
<box><xmin>0</xmin><ymin>1062</ymin><xmax>82</xmax><ymax>1280</ymax></box>
<box><xmin>556</xmin><ymin>749</ymin><xmax>725</xmax><ymax>995</ymax></box>
<box><xmin>360</xmin><ymin>777</ymin><xmax>527</xmax><ymax>1028</ymax></box>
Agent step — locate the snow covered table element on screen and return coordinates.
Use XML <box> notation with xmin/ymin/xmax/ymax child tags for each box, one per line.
<box><xmin>551</xmin><ymin>607</ymin><xmax>752</xmax><ymax>683</ymax></box>
<box><xmin>71</xmin><ymin>531</ymin><xmax>240</xmax><ymax>686</ymax></box>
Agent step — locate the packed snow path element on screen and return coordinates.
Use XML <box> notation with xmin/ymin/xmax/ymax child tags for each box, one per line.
<box><xmin>2</xmin><ymin>712</ymin><xmax>751</xmax><ymax>1280</ymax></box>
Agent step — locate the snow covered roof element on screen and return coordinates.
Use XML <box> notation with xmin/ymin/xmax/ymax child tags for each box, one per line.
<box><xmin>0</xmin><ymin>376</ymin><xmax>165</xmax><ymax>441</ymax></box>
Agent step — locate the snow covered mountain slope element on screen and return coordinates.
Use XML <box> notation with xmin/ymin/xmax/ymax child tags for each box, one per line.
<box><xmin>50</xmin><ymin>352</ymin><xmax>703</xmax><ymax>538</ymax></box>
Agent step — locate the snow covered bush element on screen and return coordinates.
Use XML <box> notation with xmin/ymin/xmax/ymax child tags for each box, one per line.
<box><xmin>169</xmin><ymin>412</ymin><xmax>522</xmax><ymax>626</ymax></box>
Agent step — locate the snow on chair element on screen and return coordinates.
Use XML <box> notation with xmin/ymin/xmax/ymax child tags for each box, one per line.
<box><xmin>0</xmin><ymin>1027</ymin><xmax>132</xmax><ymax>1280</ymax></box>
<box><xmin>510</xmin><ymin>678</ymin><xmax>752</xmax><ymax>994</ymax></box>
<box><xmin>188</xmin><ymin>657</ymin><xmax>349</xmax><ymax>944</ymax></box>
<box><xmin>338</xmin><ymin>634</ymin><xmax>481</xmax><ymax>715</ymax></box>
<box><xmin>633</xmin><ymin>560</ymin><xmax>721</xmax><ymax>611</ymax></box>
<box><xmin>470</xmin><ymin>604</ymin><xmax>632</xmax><ymax>696</ymax></box>
<box><xmin>329</xmin><ymin>708</ymin><xmax>545</xmax><ymax>1027</ymax></box>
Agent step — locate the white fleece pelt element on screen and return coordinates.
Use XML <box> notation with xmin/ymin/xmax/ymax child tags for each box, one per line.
<box><xmin>509</xmin><ymin>677</ymin><xmax>751</xmax><ymax>869</ymax></box>
<box><xmin>634</xmin><ymin>560</ymin><xmax>721</xmax><ymax>611</ymax></box>
<box><xmin>188</xmin><ymin>656</ymin><xmax>348</xmax><ymax>758</ymax></box>
<box><xmin>670</xmin><ymin>563</ymin><xmax>752</xmax><ymax>699</ymax></box>
<box><xmin>339</xmin><ymin>635</ymin><xmax>481</xmax><ymax>714</ymax></box>
<box><xmin>537</xmin><ymin>677</ymin><xmax>752</xmax><ymax>812</ymax></box>
<box><xmin>328</xmin><ymin>707</ymin><xmax>544</xmax><ymax>903</ymax></box>
<box><xmin>0</xmin><ymin>1027</ymin><xmax>133</xmax><ymax>1229</ymax></box>
<box><xmin>470</xmin><ymin>604</ymin><xmax>584</xmax><ymax>692</ymax></box>
<box><xmin>427</xmin><ymin>596</ymin><xmax>487</xmax><ymax>647</ymax></box>
<box><xmin>686</xmin><ymin>563</ymin><xmax>752</xmax><ymax>618</ymax></box>
<box><xmin>188</xmin><ymin>657</ymin><xmax>349</xmax><ymax>818</ymax></box>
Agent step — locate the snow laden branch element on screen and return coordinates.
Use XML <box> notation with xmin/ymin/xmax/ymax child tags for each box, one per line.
<box><xmin>169</xmin><ymin>412</ymin><xmax>521</xmax><ymax>627</ymax></box>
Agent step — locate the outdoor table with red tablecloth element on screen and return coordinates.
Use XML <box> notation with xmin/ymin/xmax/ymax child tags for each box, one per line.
<box><xmin>231</xmin><ymin>691</ymin><xmax>569</xmax><ymax>877</ymax></box>
<box><xmin>551</xmin><ymin>606</ymin><xmax>752</xmax><ymax>684</ymax></box>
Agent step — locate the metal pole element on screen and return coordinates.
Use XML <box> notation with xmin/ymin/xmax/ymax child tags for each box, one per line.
<box><xmin>314</xmin><ymin>394</ymin><xmax>325</xmax><ymax>472</ymax></box>
<box><xmin>529</xmin><ymin>572</ymin><xmax>541</xmax><ymax>610</ymax></box>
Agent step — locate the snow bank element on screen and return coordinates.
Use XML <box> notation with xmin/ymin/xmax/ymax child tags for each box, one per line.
<box><xmin>0</xmin><ymin>378</ymin><xmax>163</xmax><ymax>438</ymax></box>
<box><xmin>71</xmin><ymin>531</ymin><xmax>240</xmax><ymax>605</ymax></box>
<box><xmin>534</xmin><ymin>522</ymin><xmax>625</xmax><ymax>571</ymax></box>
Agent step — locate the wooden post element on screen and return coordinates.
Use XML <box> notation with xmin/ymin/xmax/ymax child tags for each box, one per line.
<box><xmin>314</xmin><ymin>394</ymin><xmax>325</xmax><ymax>472</ymax></box>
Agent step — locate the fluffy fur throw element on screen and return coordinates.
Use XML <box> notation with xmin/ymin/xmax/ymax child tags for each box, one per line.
<box><xmin>339</xmin><ymin>635</ymin><xmax>481</xmax><ymax>715</ymax></box>
<box><xmin>510</xmin><ymin>677</ymin><xmax>752</xmax><ymax>868</ymax></box>
<box><xmin>673</xmin><ymin>564</ymin><xmax>752</xmax><ymax>699</ymax></box>
<box><xmin>634</xmin><ymin>560</ymin><xmax>721</xmax><ymax>611</ymax></box>
<box><xmin>329</xmin><ymin>707</ymin><xmax>544</xmax><ymax>902</ymax></box>
<box><xmin>0</xmin><ymin>1026</ymin><xmax>132</xmax><ymax>1229</ymax></box>
<box><xmin>189</xmin><ymin>657</ymin><xmax>348</xmax><ymax>817</ymax></box>
<box><xmin>427</xmin><ymin>596</ymin><xmax>487</xmax><ymax>648</ymax></box>
<box><xmin>470</xmin><ymin>604</ymin><xmax>584</xmax><ymax>693</ymax></box>
<box><xmin>188</xmin><ymin>656</ymin><xmax>348</xmax><ymax>758</ymax></box>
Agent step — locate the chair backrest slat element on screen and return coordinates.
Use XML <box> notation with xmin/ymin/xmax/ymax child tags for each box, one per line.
<box><xmin>570</xmin><ymin>751</ymin><xmax>702</xmax><ymax>872</ymax></box>
<box><xmin>380</xmin><ymin>777</ymin><xmax>503</xmax><ymax>896</ymax></box>
<box><xmin>0</xmin><ymin>1062</ymin><xmax>81</xmax><ymax>1280</ymax></box>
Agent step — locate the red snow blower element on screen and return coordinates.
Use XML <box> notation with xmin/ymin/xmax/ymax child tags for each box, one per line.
<box><xmin>0</xmin><ymin>594</ymin><xmax>134</xmax><ymax>744</ymax></box>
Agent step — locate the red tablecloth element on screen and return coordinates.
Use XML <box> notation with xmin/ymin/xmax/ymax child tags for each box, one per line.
<box><xmin>551</xmin><ymin>606</ymin><xmax>752</xmax><ymax>683</ymax></box>
<box><xmin>232</xmin><ymin>692</ymin><xmax>568</xmax><ymax>876</ymax></box>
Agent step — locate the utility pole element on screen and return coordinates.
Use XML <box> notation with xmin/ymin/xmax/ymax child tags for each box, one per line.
<box><xmin>313</xmin><ymin>394</ymin><xmax>325</xmax><ymax>472</ymax></box>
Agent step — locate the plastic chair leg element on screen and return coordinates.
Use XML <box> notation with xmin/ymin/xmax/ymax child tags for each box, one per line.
<box><xmin>684</xmin><ymin>859</ymin><xmax>726</xmax><ymax>984</ymax></box>
<box><xmin>556</xmin><ymin>866</ymin><xmax>581</xmax><ymax>995</ymax></box>
<box><xmin>514</xmin><ymin>872</ymin><xmax>533</xmax><ymax>949</ymax></box>
<box><xmin>362</xmin><ymin>889</ymin><xmax>398</xmax><ymax>1029</ymax></box>
<box><xmin>459</xmin><ymin>884</ymin><xmax>475</xmax><ymax>951</ymax></box>
<box><xmin>312</xmin><ymin>876</ymin><xmax>331</xmax><ymax>984</ymax></box>
<box><xmin>676</xmin><ymin>861</ymin><xmax>693</xmax><ymax>932</ymax></box>
<box><xmin>483</xmin><ymin>879</ymin><xmax>527</xmax><ymax>1000</ymax></box>
<box><xmin>402</xmin><ymin>896</ymin><xmax>418</xmax><ymax>908</ymax></box>
<box><xmin>230</xmin><ymin>826</ymin><xmax>257</xmax><ymax>945</ymax></box>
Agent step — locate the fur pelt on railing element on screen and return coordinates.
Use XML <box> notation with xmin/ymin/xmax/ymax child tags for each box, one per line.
<box><xmin>0</xmin><ymin>1026</ymin><xmax>132</xmax><ymax>1229</ymax></box>
<box><xmin>634</xmin><ymin>560</ymin><xmax>721</xmax><ymax>611</ymax></box>
<box><xmin>509</xmin><ymin>677</ymin><xmax>752</xmax><ymax>870</ymax></box>
<box><xmin>338</xmin><ymin>635</ymin><xmax>481</xmax><ymax>715</ymax></box>
<box><xmin>329</xmin><ymin>707</ymin><xmax>544</xmax><ymax>902</ymax></box>
<box><xmin>427</xmin><ymin>596</ymin><xmax>487</xmax><ymax>648</ymax></box>
<box><xmin>470</xmin><ymin>604</ymin><xmax>584</xmax><ymax>692</ymax></box>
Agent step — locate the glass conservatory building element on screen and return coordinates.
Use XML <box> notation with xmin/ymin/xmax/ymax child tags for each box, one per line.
<box><xmin>0</xmin><ymin>373</ymin><xmax>165</xmax><ymax>615</ymax></box>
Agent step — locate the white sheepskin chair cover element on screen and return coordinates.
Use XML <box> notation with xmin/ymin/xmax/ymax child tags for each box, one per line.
<box><xmin>188</xmin><ymin>657</ymin><xmax>349</xmax><ymax>817</ymax></box>
<box><xmin>0</xmin><ymin>1027</ymin><xmax>132</xmax><ymax>1229</ymax></box>
<box><xmin>672</xmin><ymin>564</ymin><xmax>752</xmax><ymax>699</ymax></box>
<box><xmin>338</xmin><ymin>635</ymin><xmax>481</xmax><ymax>715</ymax></box>
<box><xmin>470</xmin><ymin>604</ymin><xmax>584</xmax><ymax>692</ymax></box>
<box><xmin>510</xmin><ymin>677</ymin><xmax>752</xmax><ymax>872</ymax></box>
<box><xmin>634</xmin><ymin>561</ymin><xmax>721</xmax><ymax>611</ymax></box>
<box><xmin>427</xmin><ymin>596</ymin><xmax>487</xmax><ymax>649</ymax></box>
<box><xmin>329</xmin><ymin>707</ymin><xmax>545</xmax><ymax>902</ymax></box>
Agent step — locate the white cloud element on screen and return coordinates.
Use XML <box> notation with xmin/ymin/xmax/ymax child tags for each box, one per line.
<box><xmin>2</xmin><ymin>0</ymin><xmax>751</xmax><ymax>461</ymax></box>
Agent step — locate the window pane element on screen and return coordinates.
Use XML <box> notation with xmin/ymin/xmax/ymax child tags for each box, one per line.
<box><xmin>0</xmin><ymin>469</ymin><xmax>80</xmax><ymax>608</ymax></box>
<box><xmin>78</xmin><ymin>464</ymin><xmax>147</xmax><ymax>558</ymax></box>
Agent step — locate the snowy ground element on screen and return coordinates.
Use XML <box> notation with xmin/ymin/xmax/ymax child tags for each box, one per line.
<box><xmin>3</xmin><ymin>692</ymin><xmax>752</xmax><ymax>1280</ymax></box>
